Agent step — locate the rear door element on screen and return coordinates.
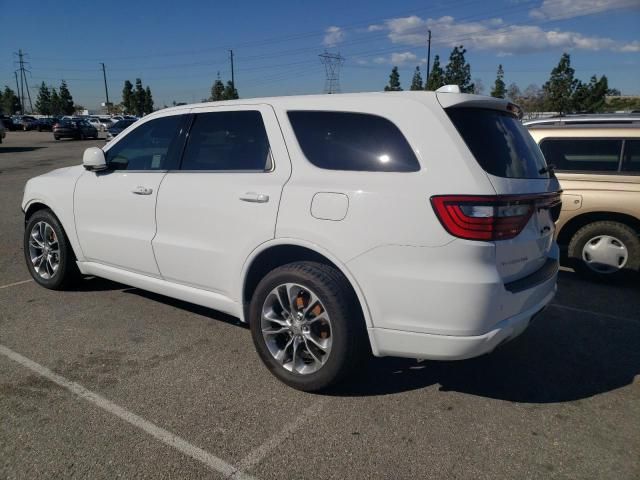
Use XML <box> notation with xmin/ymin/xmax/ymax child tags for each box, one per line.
<box><xmin>152</xmin><ymin>104</ymin><xmax>291</xmax><ymax>298</ymax></box>
<box><xmin>444</xmin><ymin>105</ymin><xmax>561</xmax><ymax>282</ymax></box>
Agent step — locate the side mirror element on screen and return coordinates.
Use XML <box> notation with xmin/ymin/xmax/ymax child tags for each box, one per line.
<box><xmin>83</xmin><ymin>147</ymin><xmax>107</xmax><ymax>171</ymax></box>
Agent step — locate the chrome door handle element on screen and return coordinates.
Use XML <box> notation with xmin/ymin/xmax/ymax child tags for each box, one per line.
<box><xmin>132</xmin><ymin>186</ymin><xmax>153</xmax><ymax>195</ymax></box>
<box><xmin>239</xmin><ymin>192</ymin><xmax>269</xmax><ymax>203</ymax></box>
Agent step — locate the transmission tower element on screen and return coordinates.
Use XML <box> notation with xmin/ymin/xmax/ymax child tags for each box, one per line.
<box><xmin>319</xmin><ymin>51</ymin><xmax>344</xmax><ymax>94</ymax></box>
<box><xmin>14</xmin><ymin>49</ymin><xmax>33</xmax><ymax>114</ymax></box>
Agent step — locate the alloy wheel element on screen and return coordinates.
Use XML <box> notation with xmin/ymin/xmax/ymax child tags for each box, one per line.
<box><xmin>261</xmin><ymin>283</ymin><xmax>332</xmax><ymax>375</ymax></box>
<box><xmin>28</xmin><ymin>221</ymin><xmax>60</xmax><ymax>280</ymax></box>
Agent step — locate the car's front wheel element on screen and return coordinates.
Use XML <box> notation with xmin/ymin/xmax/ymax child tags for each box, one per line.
<box><xmin>24</xmin><ymin>209</ymin><xmax>80</xmax><ymax>290</ymax></box>
<box><xmin>249</xmin><ymin>262</ymin><xmax>366</xmax><ymax>391</ymax></box>
<box><xmin>568</xmin><ymin>221</ymin><xmax>640</xmax><ymax>281</ymax></box>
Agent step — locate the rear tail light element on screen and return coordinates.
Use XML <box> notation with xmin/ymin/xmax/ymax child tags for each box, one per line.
<box><xmin>430</xmin><ymin>193</ymin><xmax>561</xmax><ymax>241</ymax></box>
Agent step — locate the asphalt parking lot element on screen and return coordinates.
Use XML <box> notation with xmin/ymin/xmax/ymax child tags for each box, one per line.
<box><xmin>1</xmin><ymin>131</ymin><xmax>639</xmax><ymax>479</ymax></box>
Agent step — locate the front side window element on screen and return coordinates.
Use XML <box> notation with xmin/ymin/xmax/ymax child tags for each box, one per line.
<box><xmin>539</xmin><ymin>139</ymin><xmax>622</xmax><ymax>172</ymax></box>
<box><xmin>622</xmin><ymin>140</ymin><xmax>640</xmax><ymax>173</ymax></box>
<box><xmin>287</xmin><ymin>111</ymin><xmax>420</xmax><ymax>172</ymax></box>
<box><xmin>180</xmin><ymin>111</ymin><xmax>271</xmax><ymax>171</ymax></box>
<box><xmin>106</xmin><ymin>115</ymin><xmax>183</xmax><ymax>170</ymax></box>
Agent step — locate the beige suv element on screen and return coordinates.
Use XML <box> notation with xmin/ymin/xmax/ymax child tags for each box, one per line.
<box><xmin>526</xmin><ymin>115</ymin><xmax>640</xmax><ymax>280</ymax></box>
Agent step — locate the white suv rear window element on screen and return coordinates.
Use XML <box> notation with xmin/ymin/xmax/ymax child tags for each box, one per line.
<box><xmin>447</xmin><ymin>108</ymin><xmax>549</xmax><ymax>179</ymax></box>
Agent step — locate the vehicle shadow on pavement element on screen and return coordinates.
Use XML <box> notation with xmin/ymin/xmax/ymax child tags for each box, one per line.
<box><xmin>68</xmin><ymin>277</ymin><xmax>125</xmax><ymax>292</ymax></box>
<box><xmin>122</xmin><ymin>287</ymin><xmax>249</xmax><ymax>330</ymax></box>
<box><xmin>73</xmin><ymin>275</ymin><xmax>639</xmax><ymax>403</ymax></box>
<box><xmin>329</xmin><ymin>274</ymin><xmax>640</xmax><ymax>401</ymax></box>
<box><xmin>0</xmin><ymin>147</ymin><xmax>45</xmax><ymax>153</ymax></box>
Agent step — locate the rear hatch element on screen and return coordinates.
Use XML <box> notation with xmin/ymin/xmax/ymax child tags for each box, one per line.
<box><xmin>436</xmin><ymin>94</ymin><xmax>561</xmax><ymax>283</ymax></box>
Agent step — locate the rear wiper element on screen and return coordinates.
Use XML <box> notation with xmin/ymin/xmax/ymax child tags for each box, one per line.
<box><xmin>539</xmin><ymin>164</ymin><xmax>556</xmax><ymax>175</ymax></box>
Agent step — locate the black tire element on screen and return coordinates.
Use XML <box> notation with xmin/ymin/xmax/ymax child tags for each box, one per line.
<box><xmin>54</xmin><ymin>136</ymin><xmax>60</xmax><ymax>140</ymax></box>
<box><xmin>24</xmin><ymin>209</ymin><xmax>80</xmax><ymax>290</ymax></box>
<box><xmin>249</xmin><ymin>261</ymin><xmax>367</xmax><ymax>392</ymax></box>
<box><xmin>568</xmin><ymin>221</ymin><xmax>640</xmax><ymax>281</ymax></box>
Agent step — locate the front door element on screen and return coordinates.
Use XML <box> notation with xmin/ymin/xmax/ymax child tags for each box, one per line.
<box><xmin>74</xmin><ymin>112</ymin><xmax>187</xmax><ymax>276</ymax></box>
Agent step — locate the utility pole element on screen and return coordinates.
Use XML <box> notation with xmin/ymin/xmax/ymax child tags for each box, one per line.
<box><xmin>426</xmin><ymin>30</ymin><xmax>432</xmax><ymax>82</ymax></box>
<box><xmin>100</xmin><ymin>63</ymin><xmax>110</xmax><ymax>113</ymax></box>
<box><xmin>15</xmin><ymin>49</ymin><xmax>33</xmax><ymax>113</ymax></box>
<box><xmin>319</xmin><ymin>51</ymin><xmax>345</xmax><ymax>94</ymax></box>
<box><xmin>14</xmin><ymin>71</ymin><xmax>22</xmax><ymax>113</ymax></box>
<box><xmin>229</xmin><ymin>50</ymin><xmax>235</xmax><ymax>93</ymax></box>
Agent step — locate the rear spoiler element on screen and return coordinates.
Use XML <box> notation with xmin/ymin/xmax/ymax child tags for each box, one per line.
<box><xmin>436</xmin><ymin>91</ymin><xmax>523</xmax><ymax>119</ymax></box>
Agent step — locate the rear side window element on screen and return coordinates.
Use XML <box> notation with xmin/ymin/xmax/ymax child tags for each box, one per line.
<box><xmin>447</xmin><ymin>108</ymin><xmax>549</xmax><ymax>179</ymax></box>
<box><xmin>287</xmin><ymin>111</ymin><xmax>420</xmax><ymax>172</ymax></box>
<box><xmin>181</xmin><ymin>111</ymin><xmax>271</xmax><ymax>171</ymax></box>
<box><xmin>539</xmin><ymin>139</ymin><xmax>622</xmax><ymax>172</ymax></box>
<box><xmin>622</xmin><ymin>140</ymin><xmax>640</xmax><ymax>173</ymax></box>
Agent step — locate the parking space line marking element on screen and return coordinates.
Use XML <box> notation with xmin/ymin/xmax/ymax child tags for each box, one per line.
<box><xmin>0</xmin><ymin>279</ymin><xmax>33</xmax><ymax>289</ymax></box>
<box><xmin>549</xmin><ymin>303</ymin><xmax>638</xmax><ymax>323</ymax></box>
<box><xmin>234</xmin><ymin>399</ymin><xmax>327</xmax><ymax>475</ymax></box>
<box><xmin>0</xmin><ymin>344</ymin><xmax>256</xmax><ymax>480</ymax></box>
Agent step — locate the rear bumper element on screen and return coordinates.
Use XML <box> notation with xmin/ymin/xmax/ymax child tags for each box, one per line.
<box><xmin>369</xmin><ymin>286</ymin><xmax>554</xmax><ymax>360</ymax></box>
<box><xmin>347</xmin><ymin>241</ymin><xmax>559</xmax><ymax>359</ymax></box>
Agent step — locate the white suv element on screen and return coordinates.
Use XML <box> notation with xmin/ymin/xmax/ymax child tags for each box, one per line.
<box><xmin>22</xmin><ymin>89</ymin><xmax>561</xmax><ymax>391</ymax></box>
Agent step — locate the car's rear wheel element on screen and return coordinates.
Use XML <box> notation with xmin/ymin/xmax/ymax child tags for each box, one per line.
<box><xmin>24</xmin><ymin>209</ymin><xmax>80</xmax><ymax>290</ymax></box>
<box><xmin>249</xmin><ymin>261</ymin><xmax>366</xmax><ymax>391</ymax></box>
<box><xmin>568</xmin><ymin>221</ymin><xmax>640</xmax><ymax>281</ymax></box>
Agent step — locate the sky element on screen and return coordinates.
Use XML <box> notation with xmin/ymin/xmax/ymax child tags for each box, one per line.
<box><xmin>1</xmin><ymin>0</ymin><xmax>639</xmax><ymax>111</ymax></box>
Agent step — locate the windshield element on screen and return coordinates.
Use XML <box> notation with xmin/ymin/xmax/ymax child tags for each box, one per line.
<box><xmin>446</xmin><ymin>108</ymin><xmax>549</xmax><ymax>179</ymax></box>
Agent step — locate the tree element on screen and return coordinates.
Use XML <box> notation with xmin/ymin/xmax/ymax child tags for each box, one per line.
<box><xmin>444</xmin><ymin>46</ymin><xmax>474</xmax><ymax>93</ymax></box>
<box><xmin>134</xmin><ymin>78</ymin><xmax>146</xmax><ymax>117</ymax></box>
<box><xmin>384</xmin><ymin>66</ymin><xmax>402</xmax><ymax>91</ymax></box>
<box><xmin>410</xmin><ymin>66</ymin><xmax>423</xmax><ymax>90</ymax></box>
<box><xmin>122</xmin><ymin>80</ymin><xmax>134</xmax><ymax>113</ymax></box>
<box><xmin>572</xmin><ymin>76</ymin><xmax>608</xmax><ymax>113</ymax></box>
<box><xmin>144</xmin><ymin>86</ymin><xmax>154</xmax><ymax>114</ymax></box>
<box><xmin>506</xmin><ymin>82</ymin><xmax>521</xmax><ymax>102</ymax></box>
<box><xmin>210</xmin><ymin>74</ymin><xmax>226</xmax><ymax>101</ymax></box>
<box><xmin>425</xmin><ymin>55</ymin><xmax>445</xmax><ymax>90</ymax></box>
<box><xmin>58</xmin><ymin>80</ymin><xmax>75</xmax><ymax>115</ymax></box>
<box><xmin>491</xmin><ymin>64</ymin><xmax>506</xmax><ymax>99</ymax></box>
<box><xmin>1</xmin><ymin>86</ymin><xmax>21</xmax><ymax>114</ymax></box>
<box><xmin>543</xmin><ymin>53</ymin><xmax>578</xmax><ymax>115</ymax></box>
<box><xmin>35</xmin><ymin>82</ymin><xmax>52</xmax><ymax>115</ymax></box>
<box><xmin>223</xmin><ymin>81</ymin><xmax>239</xmax><ymax>100</ymax></box>
<box><xmin>49</xmin><ymin>88</ymin><xmax>62</xmax><ymax>115</ymax></box>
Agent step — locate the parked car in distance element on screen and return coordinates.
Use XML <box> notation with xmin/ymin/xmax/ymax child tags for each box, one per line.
<box><xmin>87</xmin><ymin>117</ymin><xmax>103</xmax><ymax>131</ymax></box>
<box><xmin>105</xmin><ymin>119</ymin><xmax>136</xmax><ymax>141</ymax></box>
<box><xmin>33</xmin><ymin>118</ymin><xmax>56</xmax><ymax>132</ymax></box>
<box><xmin>0</xmin><ymin>119</ymin><xmax>5</xmax><ymax>143</ymax></box>
<box><xmin>53</xmin><ymin>119</ymin><xmax>99</xmax><ymax>140</ymax></box>
<box><xmin>0</xmin><ymin>115</ymin><xmax>20</xmax><ymax>131</ymax></box>
<box><xmin>99</xmin><ymin>118</ymin><xmax>113</xmax><ymax>131</ymax></box>
<box><xmin>22</xmin><ymin>88</ymin><xmax>561</xmax><ymax>391</ymax></box>
<box><xmin>15</xmin><ymin>115</ymin><xmax>38</xmax><ymax>131</ymax></box>
<box><xmin>526</xmin><ymin>114</ymin><xmax>640</xmax><ymax>280</ymax></box>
